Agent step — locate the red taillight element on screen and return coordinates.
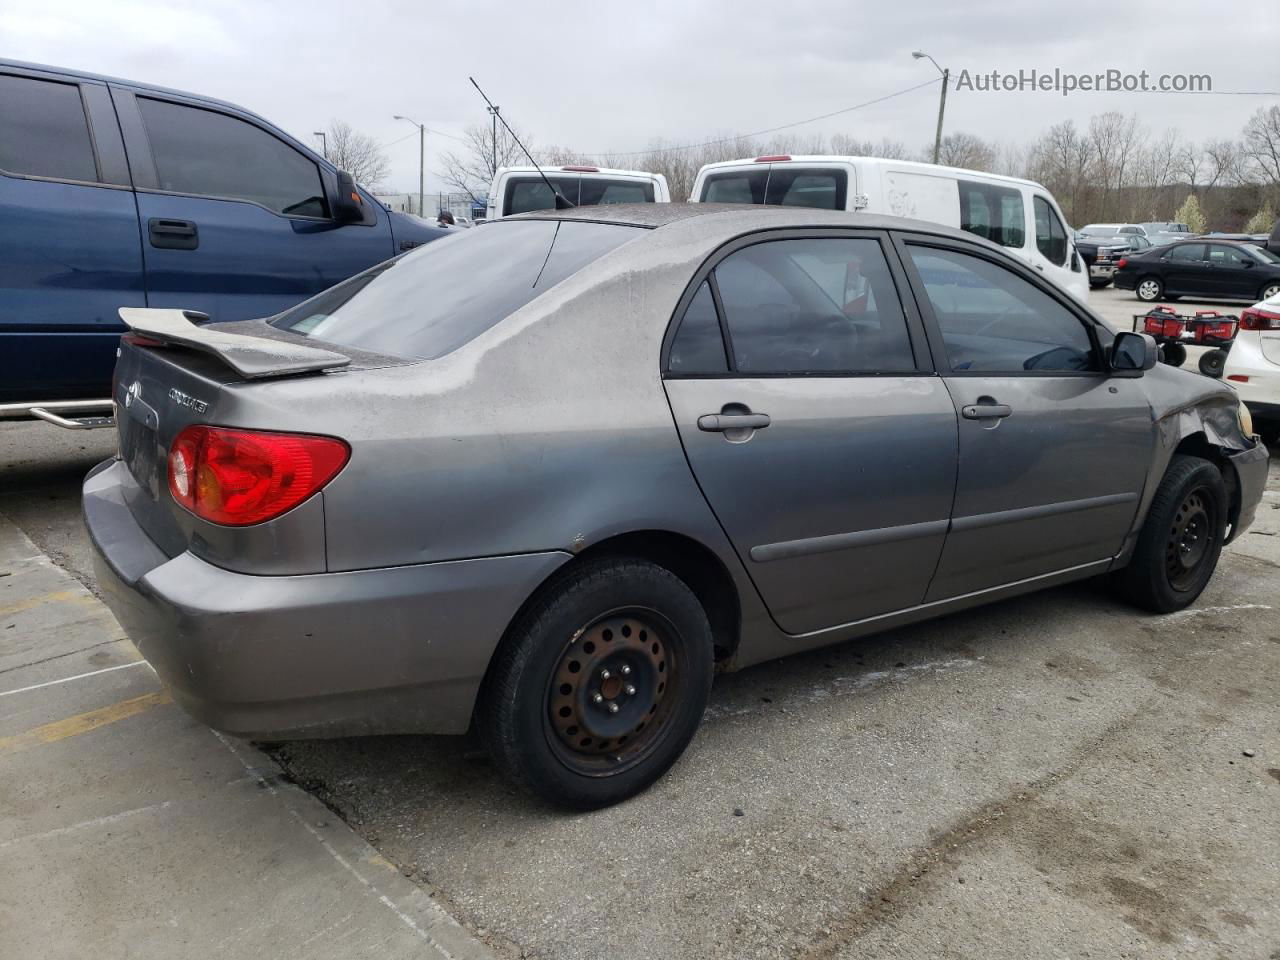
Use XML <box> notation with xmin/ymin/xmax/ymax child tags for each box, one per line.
<box><xmin>1115</xmin><ymin>258</ymin><xmax>1128</xmax><ymax>270</ymax></box>
<box><xmin>167</xmin><ymin>426</ymin><xmax>349</xmax><ymax>526</ymax></box>
<box><xmin>561</xmin><ymin>165</ymin><xmax>599</xmax><ymax>173</ymax></box>
<box><xmin>754</xmin><ymin>155</ymin><xmax>791</xmax><ymax>162</ymax></box>
<box><xmin>1240</xmin><ymin>307</ymin><xmax>1280</xmax><ymax>331</ymax></box>
<box><xmin>1228</xmin><ymin>375</ymin><xmax>1250</xmax><ymax>383</ymax></box>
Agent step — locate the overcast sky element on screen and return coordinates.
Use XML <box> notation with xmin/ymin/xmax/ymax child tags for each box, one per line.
<box><xmin>4</xmin><ymin>0</ymin><xmax>1277</xmax><ymax>197</ymax></box>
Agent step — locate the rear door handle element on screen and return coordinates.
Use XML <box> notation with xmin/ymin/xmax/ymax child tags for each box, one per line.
<box><xmin>148</xmin><ymin>218</ymin><xmax>199</xmax><ymax>250</ymax></box>
<box><xmin>961</xmin><ymin>403</ymin><xmax>1013</xmax><ymax>420</ymax></box>
<box><xmin>697</xmin><ymin>413</ymin><xmax>771</xmax><ymax>432</ymax></box>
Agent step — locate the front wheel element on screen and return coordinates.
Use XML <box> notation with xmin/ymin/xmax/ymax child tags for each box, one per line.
<box><xmin>1112</xmin><ymin>455</ymin><xmax>1227</xmax><ymax>613</ymax></box>
<box><xmin>1261</xmin><ymin>282</ymin><xmax>1280</xmax><ymax>302</ymax></box>
<box><xmin>1198</xmin><ymin>348</ymin><xmax>1228</xmax><ymax>378</ymax></box>
<box><xmin>479</xmin><ymin>558</ymin><xmax>714</xmax><ymax>809</ymax></box>
<box><xmin>1136</xmin><ymin>277</ymin><xmax>1164</xmax><ymax>302</ymax></box>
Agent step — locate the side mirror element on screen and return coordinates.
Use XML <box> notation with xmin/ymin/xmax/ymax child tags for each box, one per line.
<box><xmin>333</xmin><ymin>171</ymin><xmax>366</xmax><ymax>223</ymax></box>
<box><xmin>1111</xmin><ymin>331</ymin><xmax>1158</xmax><ymax>376</ymax></box>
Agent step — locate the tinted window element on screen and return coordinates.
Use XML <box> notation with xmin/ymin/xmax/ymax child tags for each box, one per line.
<box><xmin>959</xmin><ymin>181</ymin><xmax>1025</xmax><ymax>248</ymax></box>
<box><xmin>579</xmin><ymin>179</ymin><xmax>655</xmax><ymax>206</ymax></box>
<box><xmin>668</xmin><ymin>281</ymin><xmax>727</xmax><ymax>373</ymax></box>
<box><xmin>0</xmin><ymin>74</ymin><xmax>97</xmax><ymax>182</ymax></box>
<box><xmin>765</xmin><ymin>169</ymin><xmax>846</xmax><ymax>209</ymax></box>
<box><xmin>702</xmin><ymin>170</ymin><xmax>767</xmax><ymax>204</ymax></box>
<box><xmin>504</xmin><ymin>176</ymin><xmax>579</xmax><ymax>214</ymax></box>
<box><xmin>713</xmin><ymin>238</ymin><xmax>914</xmax><ymax>373</ymax></box>
<box><xmin>907</xmin><ymin>246</ymin><xmax>1097</xmax><ymax>373</ymax></box>
<box><xmin>1207</xmin><ymin>244</ymin><xmax>1249</xmax><ymax>266</ymax></box>
<box><xmin>138</xmin><ymin>97</ymin><xmax>326</xmax><ymax>216</ymax></box>
<box><xmin>1033</xmin><ymin>197</ymin><xmax>1068</xmax><ymax>265</ymax></box>
<box><xmin>272</xmin><ymin>220</ymin><xmax>640</xmax><ymax>359</ymax></box>
<box><xmin>1167</xmin><ymin>243</ymin><xmax>1205</xmax><ymax>262</ymax></box>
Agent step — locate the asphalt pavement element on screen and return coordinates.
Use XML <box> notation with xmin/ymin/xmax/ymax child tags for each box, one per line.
<box><xmin>2</xmin><ymin>282</ymin><xmax>1278</xmax><ymax>959</ymax></box>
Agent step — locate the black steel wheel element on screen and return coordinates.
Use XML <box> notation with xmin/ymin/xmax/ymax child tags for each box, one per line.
<box><xmin>1161</xmin><ymin>342</ymin><xmax>1187</xmax><ymax>367</ymax></box>
<box><xmin>1198</xmin><ymin>348</ymin><xmax>1228</xmax><ymax>378</ymax></box>
<box><xmin>480</xmin><ymin>557</ymin><xmax>714</xmax><ymax>809</ymax></box>
<box><xmin>1113</xmin><ymin>454</ymin><xmax>1227</xmax><ymax>612</ymax></box>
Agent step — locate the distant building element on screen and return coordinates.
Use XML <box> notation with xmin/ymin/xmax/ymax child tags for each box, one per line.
<box><xmin>374</xmin><ymin>192</ymin><xmax>487</xmax><ymax>221</ymax></box>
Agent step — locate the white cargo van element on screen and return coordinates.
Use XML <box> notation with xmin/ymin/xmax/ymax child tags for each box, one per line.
<box><xmin>486</xmin><ymin>165</ymin><xmax>670</xmax><ymax>219</ymax></box>
<box><xmin>690</xmin><ymin>155</ymin><xmax>1087</xmax><ymax>302</ymax></box>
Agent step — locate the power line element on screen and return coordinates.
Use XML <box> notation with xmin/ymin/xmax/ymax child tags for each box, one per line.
<box><xmin>592</xmin><ymin>76</ymin><xmax>942</xmax><ymax>159</ymax></box>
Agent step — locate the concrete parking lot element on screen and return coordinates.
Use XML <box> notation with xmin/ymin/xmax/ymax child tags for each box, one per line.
<box><xmin>2</xmin><ymin>282</ymin><xmax>1278</xmax><ymax>959</ymax></box>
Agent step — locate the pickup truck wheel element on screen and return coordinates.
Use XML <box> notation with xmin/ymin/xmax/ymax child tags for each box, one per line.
<box><xmin>480</xmin><ymin>558</ymin><xmax>713</xmax><ymax>810</ymax></box>
<box><xmin>1113</xmin><ymin>455</ymin><xmax>1226</xmax><ymax>613</ymax></box>
<box><xmin>1136</xmin><ymin>277</ymin><xmax>1163</xmax><ymax>301</ymax></box>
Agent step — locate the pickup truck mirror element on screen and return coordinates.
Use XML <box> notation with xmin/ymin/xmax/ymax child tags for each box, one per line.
<box><xmin>1111</xmin><ymin>331</ymin><xmax>1158</xmax><ymax>376</ymax></box>
<box><xmin>333</xmin><ymin>171</ymin><xmax>367</xmax><ymax>223</ymax></box>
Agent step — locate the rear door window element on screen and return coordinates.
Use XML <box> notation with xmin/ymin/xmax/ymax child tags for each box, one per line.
<box><xmin>668</xmin><ymin>281</ymin><xmax>728</xmax><ymax>373</ymax></box>
<box><xmin>958</xmin><ymin>180</ymin><xmax>1025</xmax><ymax>248</ymax></box>
<box><xmin>1167</xmin><ymin>243</ymin><xmax>1205</xmax><ymax>263</ymax></box>
<box><xmin>764</xmin><ymin>169</ymin><xmax>846</xmax><ymax>209</ymax></box>
<box><xmin>272</xmin><ymin>220</ymin><xmax>641</xmax><ymax>359</ymax></box>
<box><xmin>701</xmin><ymin>169</ymin><xmax>768</xmax><ymax>204</ymax></box>
<box><xmin>579</xmin><ymin>179</ymin><xmax>655</xmax><ymax>205</ymax></box>
<box><xmin>504</xmin><ymin>176</ymin><xmax>580</xmax><ymax>214</ymax></box>
<box><xmin>138</xmin><ymin>97</ymin><xmax>327</xmax><ymax>216</ymax></box>
<box><xmin>0</xmin><ymin>74</ymin><xmax>98</xmax><ymax>182</ymax></box>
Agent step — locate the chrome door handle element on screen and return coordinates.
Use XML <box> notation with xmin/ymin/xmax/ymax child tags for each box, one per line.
<box><xmin>697</xmin><ymin>413</ymin><xmax>771</xmax><ymax>432</ymax></box>
<box><xmin>961</xmin><ymin>403</ymin><xmax>1013</xmax><ymax>420</ymax></box>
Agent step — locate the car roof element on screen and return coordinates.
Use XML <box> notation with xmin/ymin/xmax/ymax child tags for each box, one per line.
<box><xmin>507</xmin><ymin>201</ymin><xmax>995</xmax><ymax>246</ymax></box>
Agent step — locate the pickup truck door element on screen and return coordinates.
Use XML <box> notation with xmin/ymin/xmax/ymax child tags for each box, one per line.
<box><xmin>0</xmin><ymin>68</ymin><xmax>145</xmax><ymax>402</ymax></box>
<box><xmin>111</xmin><ymin>87</ymin><xmax>394</xmax><ymax>323</ymax></box>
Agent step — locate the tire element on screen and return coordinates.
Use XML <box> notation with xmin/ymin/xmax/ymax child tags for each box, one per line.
<box><xmin>479</xmin><ymin>557</ymin><xmax>714</xmax><ymax>809</ymax></box>
<box><xmin>1198</xmin><ymin>348</ymin><xmax>1228</xmax><ymax>378</ymax></box>
<box><xmin>1261</xmin><ymin>282</ymin><xmax>1280</xmax><ymax>302</ymax></box>
<box><xmin>1161</xmin><ymin>342</ymin><xmax>1187</xmax><ymax>367</ymax></box>
<box><xmin>1113</xmin><ymin>455</ymin><xmax>1227</xmax><ymax>613</ymax></box>
<box><xmin>1136</xmin><ymin>277</ymin><xmax>1163</xmax><ymax>302</ymax></box>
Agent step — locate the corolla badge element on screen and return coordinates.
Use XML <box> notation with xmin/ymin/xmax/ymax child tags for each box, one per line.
<box><xmin>124</xmin><ymin>381</ymin><xmax>141</xmax><ymax>408</ymax></box>
<box><xmin>168</xmin><ymin>387</ymin><xmax>209</xmax><ymax>413</ymax></box>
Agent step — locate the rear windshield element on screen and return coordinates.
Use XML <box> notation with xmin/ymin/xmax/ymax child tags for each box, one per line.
<box><xmin>700</xmin><ymin>167</ymin><xmax>847</xmax><ymax>209</ymax></box>
<box><xmin>270</xmin><ymin>220</ymin><xmax>642</xmax><ymax>359</ymax></box>
<box><xmin>504</xmin><ymin>176</ymin><xmax>655</xmax><ymax>215</ymax></box>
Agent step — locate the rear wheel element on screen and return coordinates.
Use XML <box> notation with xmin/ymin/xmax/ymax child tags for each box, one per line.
<box><xmin>480</xmin><ymin>558</ymin><xmax>714</xmax><ymax>809</ymax></box>
<box><xmin>1198</xmin><ymin>348</ymin><xmax>1228</xmax><ymax>378</ymax></box>
<box><xmin>1136</xmin><ymin>277</ymin><xmax>1164</xmax><ymax>302</ymax></box>
<box><xmin>1113</xmin><ymin>455</ymin><xmax>1227</xmax><ymax>612</ymax></box>
<box><xmin>1261</xmin><ymin>282</ymin><xmax>1280</xmax><ymax>301</ymax></box>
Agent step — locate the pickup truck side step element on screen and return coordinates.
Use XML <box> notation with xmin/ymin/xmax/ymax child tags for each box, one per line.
<box><xmin>0</xmin><ymin>399</ymin><xmax>114</xmax><ymax>430</ymax></box>
<box><xmin>119</xmin><ymin>308</ymin><xmax>351</xmax><ymax>379</ymax></box>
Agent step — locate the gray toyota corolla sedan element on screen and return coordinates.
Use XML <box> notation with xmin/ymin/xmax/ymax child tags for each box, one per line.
<box><xmin>84</xmin><ymin>204</ymin><xmax>1269</xmax><ymax>808</ymax></box>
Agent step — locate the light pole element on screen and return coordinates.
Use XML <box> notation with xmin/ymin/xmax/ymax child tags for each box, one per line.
<box><xmin>486</xmin><ymin>104</ymin><xmax>500</xmax><ymax>175</ymax></box>
<box><xmin>394</xmin><ymin>115</ymin><xmax>425</xmax><ymax>218</ymax></box>
<box><xmin>313</xmin><ymin>130</ymin><xmax>327</xmax><ymax>159</ymax></box>
<box><xmin>912</xmin><ymin>50</ymin><xmax>948</xmax><ymax>165</ymax></box>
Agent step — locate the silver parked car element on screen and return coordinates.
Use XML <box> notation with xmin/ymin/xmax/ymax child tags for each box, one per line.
<box><xmin>85</xmin><ymin>205</ymin><xmax>1269</xmax><ymax>808</ymax></box>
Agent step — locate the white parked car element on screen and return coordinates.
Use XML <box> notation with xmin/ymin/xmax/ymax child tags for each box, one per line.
<box><xmin>690</xmin><ymin>155</ymin><xmax>1088</xmax><ymax>302</ymax></box>
<box><xmin>1225</xmin><ymin>290</ymin><xmax>1280</xmax><ymax>442</ymax></box>
<box><xmin>486</xmin><ymin>165</ymin><xmax>670</xmax><ymax>219</ymax></box>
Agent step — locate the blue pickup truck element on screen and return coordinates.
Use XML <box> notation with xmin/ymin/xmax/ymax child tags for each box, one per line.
<box><xmin>0</xmin><ymin>59</ymin><xmax>446</xmax><ymax>421</ymax></box>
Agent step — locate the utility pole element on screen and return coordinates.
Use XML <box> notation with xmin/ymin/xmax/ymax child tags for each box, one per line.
<box><xmin>912</xmin><ymin>51</ymin><xmax>948</xmax><ymax>165</ymax></box>
<box><xmin>487</xmin><ymin>104</ymin><xmax>500</xmax><ymax>175</ymax></box>
<box><xmin>393</xmin><ymin>115</ymin><xmax>426</xmax><ymax>217</ymax></box>
<box><xmin>313</xmin><ymin>130</ymin><xmax>327</xmax><ymax>159</ymax></box>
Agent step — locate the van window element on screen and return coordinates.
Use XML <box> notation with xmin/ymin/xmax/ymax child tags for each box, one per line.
<box><xmin>1033</xmin><ymin>196</ymin><xmax>1069</xmax><ymax>266</ymax></box>
<box><xmin>272</xmin><ymin>220</ymin><xmax>641</xmax><ymax>359</ymax></box>
<box><xmin>713</xmin><ymin>238</ymin><xmax>915</xmax><ymax>373</ymax></box>
<box><xmin>0</xmin><ymin>74</ymin><xmax>98</xmax><ymax>182</ymax></box>
<box><xmin>958</xmin><ymin>180</ymin><xmax>1025</xmax><ymax>248</ymax></box>
<box><xmin>504</xmin><ymin>176</ymin><xmax>655</xmax><ymax>215</ymax></box>
<box><xmin>138</xmin><ymin>97</ymin><xmax>327</xmax><ymax>217</ymax></box>
<box><xmin>765</xmin><ymin>169</ymin><xmax>846</xmax><ymax>209</ymax></box>
<box><xmin>580</xmin><ymin>179</ymin><xmax>655</xmax><ymax>206</ymax></box>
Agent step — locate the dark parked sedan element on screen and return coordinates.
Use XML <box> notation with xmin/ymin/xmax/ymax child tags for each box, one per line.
<box><xmin>85</xmin><ymin>205</ymin><xmax>1268</xmax><ymax>809</ymax></box>
<box><xmin>1115</xmin><ymin>239</ymin><xmax>1280</xmax><ymax>303</ymax></box>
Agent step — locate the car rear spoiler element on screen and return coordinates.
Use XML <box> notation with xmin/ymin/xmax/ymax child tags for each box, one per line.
<box><xmin>118</xmin><ymin>308</ymin><xmax>351</xmax><ymax>379</ymax></box>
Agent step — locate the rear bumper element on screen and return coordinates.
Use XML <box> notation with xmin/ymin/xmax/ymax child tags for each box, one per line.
<box><xmin>1089</xmin><ymin>264</ymin><xmax>1116</xmax><ymax>280</ymax></box>
<box><xmin>1227</xmin><ymin>441</ymin><xmax>1269</xmax><ymax>539</ymax></box>
<box><xmin>83</xmin><ymin>458</ymin><xmax>570</xmax><ymax>738</ymax></box>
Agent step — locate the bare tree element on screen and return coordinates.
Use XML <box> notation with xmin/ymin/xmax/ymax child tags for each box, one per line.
<box><xmin>828</xmin><ymin>134</ymin><xmax>910</xmax><ymax>159</ymax></box>
<box><xmin>326</xmin><ymin>120</ymin><xmax>390</xmax><ymax>191</ymax></box>
<box><xmin>1089</xmin><ymin>112</ymin><xmax>1144</xmax><ymax>219</ymax></box>
<box><xmin>1202</xmin><ymin>138</ymin><xmax>1245</xmax><ymax>189</ymax></box>
<box><xmin>1243</xmin><ymin>105</ymin><xmax>1280</xmax><ymax>186</ymax></box>
<box><xmin>439</xmin><ymin>121</ymin><xmax>535</xmax><ymax>202</ymax></box>
<box><xmin>933</xmin><ymin>132</ymin><xmax>997</xmax><ymax>171</ymax></box>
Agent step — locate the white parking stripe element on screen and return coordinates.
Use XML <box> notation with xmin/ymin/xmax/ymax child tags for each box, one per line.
<box><xmin>0</xmin><ymin>660</ymin><xmax>150</xmax><ymax>698</ymax></box>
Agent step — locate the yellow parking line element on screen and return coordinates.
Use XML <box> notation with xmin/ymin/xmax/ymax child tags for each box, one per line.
<box><xmin>0</xmin><ymin>691</ymin><xmax>172</xmax><ymax>757</ymax></box>
<box><xmin>0</xmin><ymin>589</ymin><xmax>99</xmax><ymax>619</ymax></box>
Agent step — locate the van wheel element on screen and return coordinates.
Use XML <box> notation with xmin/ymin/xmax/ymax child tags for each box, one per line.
<box><xmin>1112</xmin><ymin>455</ymin><xmax>1226</xmax><ymax>613</ymax></box>
<box><xmin>1136</xmin><ymin>277</ymin><xmax>1163</xmax><ymax>301</ymax></box>
<box><xmin>480</xmin><ymin>558</ymin><xmax>713</xmax><ymax>809</ymax></box>
<box><xmin>1198</xmin><ymin>348</ymin><xmax>1228</xmax><ymax>378</ymax></box>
